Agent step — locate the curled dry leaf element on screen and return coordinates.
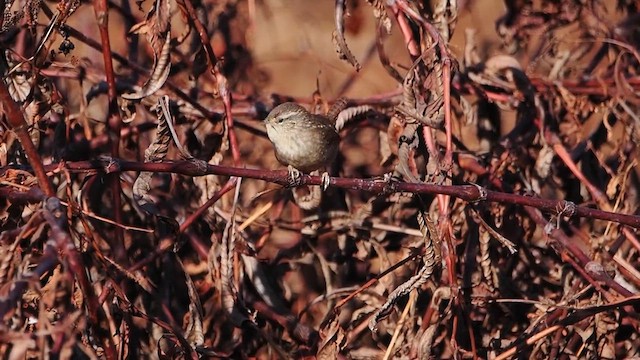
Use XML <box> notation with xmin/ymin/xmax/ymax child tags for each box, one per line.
<box><xmin>317</xmin><ymin>317</ymin><xmax>346</xmax><ymax>360</ymax></box>
<box><xmin>5</xmin><ymin>70</ymin><xmax>32</xmax><ymax>103</ymax></box>
<box><xmin>333</xmin><ymin>0</ymin><xmax>361</xmax><ymax>71</ymax></box>
<box><xmin>369</xmin><ymin>209</ymin><xmax>441</xmax><ymax>331</ymax></box>
<box><xmin>179</xmin><ymin>258</ymin><xmax>205</xmax><ymax>348</ymax></box>
<box><xmin>478</xmin><ymin>225</ymin><xmax>495</xmax><ymax>291</ymax></box>
<box><xmin>395</xmin><ymin>46</ymin><xmax>445</xmax><ymax>129</ymax></box>
<box><xmin>366</xmin><ymin>0</ymin><xmax>391</xmax><ymax>33</ymax></box>
<box><xmin>123</xmin><ymin>0</ymin><xmax>172</xmax><ymax>100</ymax></box>
<box><xmin>432</xmin><ymin>0</ymin><xmax>457</xmax><ymax>43</ymax></box>
<box><xmin>334</xmin><ymin>104</ymin><xmax>373</xmax><ymax>131</ymax></box>
<box><xmin>132</xmin><ymin>96</ymin><xmax>173</xmax><ymax>215</ymax></box>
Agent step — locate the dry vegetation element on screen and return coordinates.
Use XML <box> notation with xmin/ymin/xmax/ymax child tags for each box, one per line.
<box><xmin>3</xmin><ymin>0</ymin><xmax>640</xmax><ymax>358</ymax></box>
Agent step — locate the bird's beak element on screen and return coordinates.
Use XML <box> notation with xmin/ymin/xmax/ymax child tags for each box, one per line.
<box><xmin>264</xmin><ymin>118</ymin><xmax>274</xmax><ymax>132</ymax></box>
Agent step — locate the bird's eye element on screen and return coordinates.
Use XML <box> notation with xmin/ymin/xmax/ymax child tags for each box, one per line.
<box><xmin>277</xmin><ymin>118</ymin><xmax>284</xmax><ymax>123</ymax></box>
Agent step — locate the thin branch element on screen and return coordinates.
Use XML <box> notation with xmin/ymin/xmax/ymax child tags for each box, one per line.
<box><xmin>16</xmin><ymin>159</ymin><xmax>640</xmax><ymax>228</ymax></box>
<box><xmin>92</xmin><ymin>0</ymin><xmax>126</xmax><ymax>264</ymax></box>
<box><xmin>0</xmin><ymin>81</ymin><xmax>54</xmax><ymax>196</ymax></box>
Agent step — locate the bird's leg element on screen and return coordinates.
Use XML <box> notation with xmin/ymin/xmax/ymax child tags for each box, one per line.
<box><xmin>287</xmin><ymin>165</ymin><xmax>303</xmax><ymax>187</ymax></box>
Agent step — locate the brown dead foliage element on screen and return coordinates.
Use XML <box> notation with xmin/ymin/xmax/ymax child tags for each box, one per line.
<box><xmin>2</xmin><ymin>0</ymin><xmax>640</xmax><ymax>359</ymax></box>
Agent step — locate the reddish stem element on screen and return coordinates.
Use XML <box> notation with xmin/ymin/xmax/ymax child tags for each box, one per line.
<box><xmin>92</xmin><ymin>0</ymin><xmax>126</xmax><ymax>265</ymax></box>
<box><xmin>33</xmin><ymin>159</ymin><xmax>640</xmax><ymax>228</ymax></box>
<box><xmin>0</xmin><ymin>82</ymin><xmax>54</xmax><ymax>196</ymax></box>
<box><xmin>394</xmin><ymin>0</ymin><xmax>454</xmax><ymax>167</ymax></box>
<box><xmin>545</xmin><ymin>130</ymin><xmax>610</xmax><ymax>210</ymax></box>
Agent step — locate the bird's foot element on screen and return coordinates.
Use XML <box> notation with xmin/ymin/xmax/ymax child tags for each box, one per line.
<box><xmin>287</xmin><ymin>165</ymin><xmax>303</xmax><ymax>187</ymax></box>
<box><xmin>320</xmin><ymin>172</ymin><xmax>331</xmax><ymax>191</ymax></box>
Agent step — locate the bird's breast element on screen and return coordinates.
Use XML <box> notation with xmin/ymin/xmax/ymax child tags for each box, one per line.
<box><xmin>270</xmin><ymin>126</ymin><xmax>339</xmax><ymax>173</ymax></box>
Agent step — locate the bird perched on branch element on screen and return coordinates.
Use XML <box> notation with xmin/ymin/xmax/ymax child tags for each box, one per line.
<box><xmin>264</xmin><ymin>102</ymin><xmax>341</xmax><ymax>189</ymax></box>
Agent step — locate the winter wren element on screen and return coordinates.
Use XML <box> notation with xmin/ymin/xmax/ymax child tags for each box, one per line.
<box><xmin>264</xmin><ymin>102</ymin><xmax>340</xmax><ymax>178</ymax></box>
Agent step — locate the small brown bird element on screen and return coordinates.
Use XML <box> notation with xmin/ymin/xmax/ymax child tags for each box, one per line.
<box><xmin>264</xmin><ymin>102</ymin><xmax>340</xmax><ymax>186</ymax></box>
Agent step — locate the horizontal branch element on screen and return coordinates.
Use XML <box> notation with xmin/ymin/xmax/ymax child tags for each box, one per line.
<box><xmin>1</xmin><ymin>158</ymin><xmax>624</xmax><ymax>229</ymax></box>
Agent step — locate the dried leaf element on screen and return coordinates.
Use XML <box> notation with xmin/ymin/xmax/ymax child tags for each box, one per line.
<box><xmin>123</xmin><ymin>31</ymin><xmax>171</xmax><ymax>100</ymax></box>
<box><xmin>132</xmin><ymin>96</ymin><xmax>173</xmax><ymax>215</ymax></box>
<box><xmin>318</xmin><ymin>317</ymin><xmax>346</xmax><ymax>359</ymax></box>
<box><xmin>123</xmin><ymin>0</ymin><xmax>172</xmax><ymax>99</ymax></box>
<box><xmin>178</xmin><ymin>258</ymin><xmax>204</xmax><ymax>347</ymax></box>
<box><xmin>369</xmin><ymin>210</ymin><xmax>441</xmax><ymax>331</ymax></box>
<box><xmin>478</xmin><ymin>226</ymin><xmax>495</xmax><ymax>291</ymax></box>
<box><xmin>333</xmin><ymin>0</ymin><xmax>361</xmax><ymax>71</ymax></box>
<box><xmin>334</xmin><ymin>104</ymin><xmax>373</xmax><ymax>131</ymax></box>
<box><xmin>395</xmin><ymin>46</ymin><xmax>445</xmax><ymax>129</ymax></box>
<box><xmin>366</xmin><ymin>0</ymin><xmax>391</xmax><ymax>33</ymax></box>
<box><xmin>5</xmin><ymin>71</ymin><xmax>32</xmax><ymax>102</ymax></box>
<box><xmin>220</xmin><ymin>179</ymin><xmax>250</xmax><ymax>326</ymax></box>
<box><xmin>432</xmin><ymin>0</ymin><xmax>457</xmax><ymax>43</ymax></box>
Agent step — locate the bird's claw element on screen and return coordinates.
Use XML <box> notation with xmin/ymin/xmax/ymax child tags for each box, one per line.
<box><xmin>321</xmin><ymin>172</ymin><xmax>331</xmax><ymax>191</ymax></box>
<box><xmin>287</xmin><ymin>166</ymin><xmax>303</xmax><ymax>187</ymax></box>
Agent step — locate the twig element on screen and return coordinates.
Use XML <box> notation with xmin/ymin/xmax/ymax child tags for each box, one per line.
<box><xmin>0</xmin><ymin>82</ymin><xmax>54</xmax><ymax>196</ymax></box>
<box><xmin>22</xmin><ymin>158</ymin><xmax>640</xmax><ymax>228</ymax></box>
<box><xmin>92</xmin><ymin>0</ymin><xmax>127</xmax><ymax>265</ymax></box>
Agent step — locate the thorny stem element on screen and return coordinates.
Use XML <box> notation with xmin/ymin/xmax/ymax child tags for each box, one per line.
<box><xmin>92</xmin><ymin>0</ymin><xmax>126</xmax><ymax>265</ymax></box>
<box><xmin>526</xmin><ymin>207</ymin><xmax>631</xmax><ymax>298</ymax></box>
<box><xmin>23</xmin><ymin>159</ymin><xmax>640</xmax><ymax>228</ymax></box>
